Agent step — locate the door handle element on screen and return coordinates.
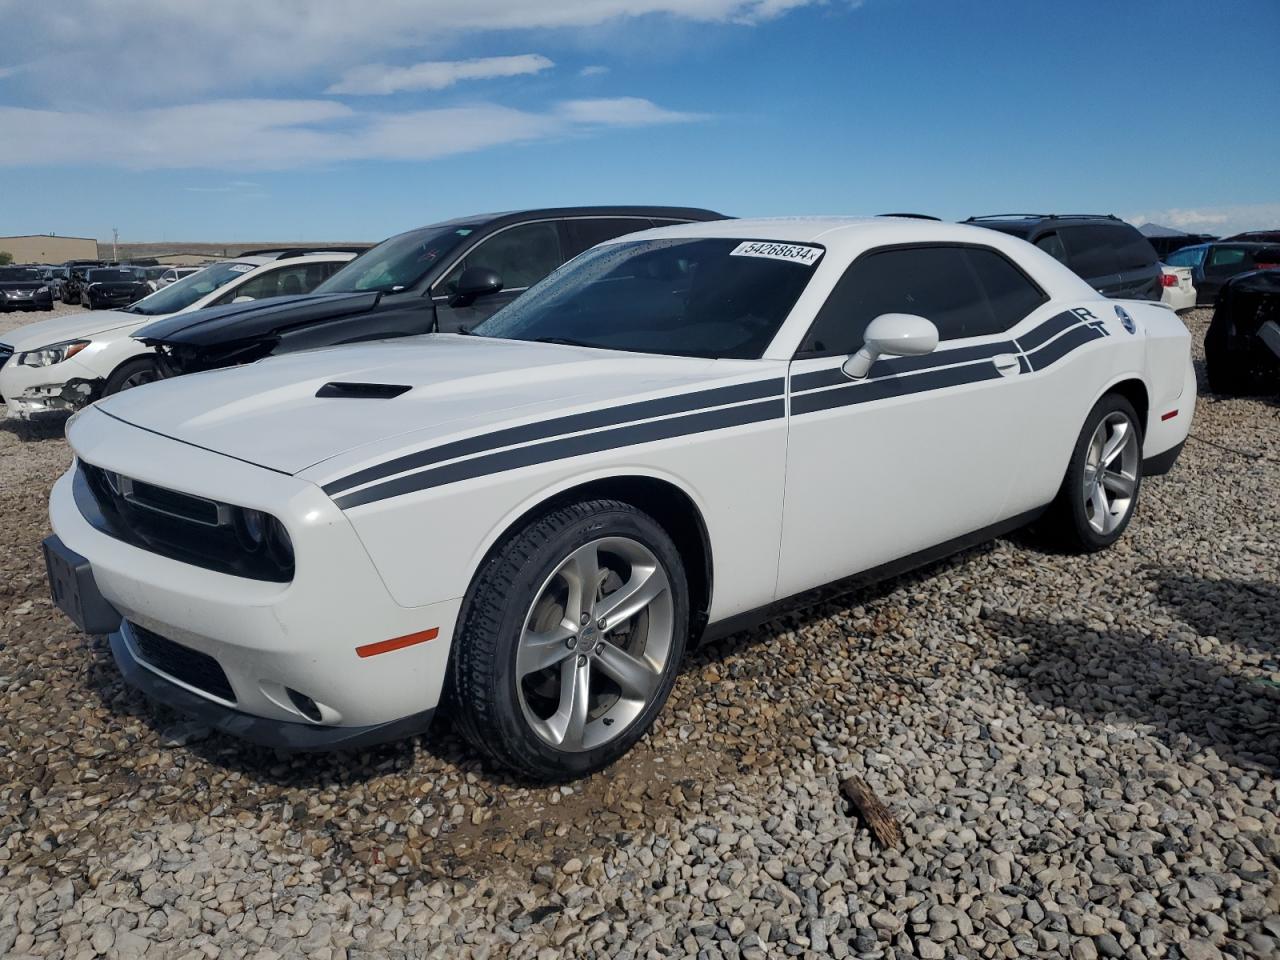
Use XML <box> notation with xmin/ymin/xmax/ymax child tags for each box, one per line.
<box><xmin>993</xmin><ymin>353</ymin><xmax>1022</xmax><ymax>378</ymax></box>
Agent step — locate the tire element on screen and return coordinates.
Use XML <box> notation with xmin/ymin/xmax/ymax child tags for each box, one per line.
<box><xmin>1044</xmin><ymin>393</ymin><xmax>1144</xmax><ymax>552</ymax></box>
<box><xmin>450</xmin><ymin>498</ymin><xmax>689</xmax><ymax>781</ymax></box>
<box><xmin>103</xmin><ymin>357</ymin><xmax>161</xmax><ymax>396</ymax></box>
<box><xmin>1204</xmin><ymin>312</ymin><xmax>1247</xmax><ymax>395</ymax></box>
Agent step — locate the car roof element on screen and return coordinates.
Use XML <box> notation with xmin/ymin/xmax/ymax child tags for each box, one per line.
<box><xmin>611</xmin><ymin>215</ymin><xmax>1034</xmax><ymax>249</ymax></box>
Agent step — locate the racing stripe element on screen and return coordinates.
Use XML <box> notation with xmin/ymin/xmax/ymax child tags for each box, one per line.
<box><xmin>790</xmin><ymin>361</ymin><xmax>1003</xmax><ymax>417</ymax></box>
<box><xmin>1025</xmin><ymin>323</ymin><xmax>1104</xmax><ymax>371</ymax></box>
<box><xmin>1014</xmin><ymin>310</ymin><xmax>1079</xmax><ymax>353</ymax></box>
<box><xmin>790</xmin><ymin>340</ymin><xmax>1017</xmax><ymax>393</ymax></box>
<box><xmin>334</xmin><ymin>398</ymin><xmax>785</xmax><ymax>509</ymax></box>
<box><xmin>324</xmin><ymin>377</ymin><xmax>785</xmax><ymax>496</ymax></box>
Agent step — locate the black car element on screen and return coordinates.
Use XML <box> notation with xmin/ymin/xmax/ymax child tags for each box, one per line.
<box><xmin>137</xmin><ymin>206</ymin><xmax>727</xmax><ymax>375</ymax></box>
<box><xmin>62</xmin><ymin>262</ymin><xmax>104</xmax><ymax>304</ymax></box>
<box><xmin>80</xmin><ymin>267</ymin><xmax>152</xmax><ymax>309</ymax></box>
<box><xmin>0</xmin><ymin>266</ymin><xmax>54</xmax><ymax>312</ymax></box>
<box><xmin>1204</xmin><ymin>268</ymin><xmax>1280</xmax><ymax>394</ymax></box>
<box><xmin>1164</xmin><ymin>242</ymin><xmax>1280</xmax><ymax>304</ymax></box>
<box><xmin>1223</xmin><ymin>230</ymin><xmax>1280</xmax><ymax>244</ymax></box>
<box><xmin>42</xmin><ymin>266</ymin><xmax>71</xmax><ymax>300</ymax></box>
<box><xmin>964</xmin><ymin>214</ymin><xmax>1162</xmax><ymax>301</ymax></box>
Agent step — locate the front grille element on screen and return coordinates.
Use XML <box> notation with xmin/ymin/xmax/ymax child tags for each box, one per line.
<box><xmin>129</xmin><ymin>622</ymin><xmax>236</xmax><ymax>703</ymax></box>
<box><xmin>75</xmin><ymin>462</ymin><xmax>294</xmax><ymax>582</ymax></box>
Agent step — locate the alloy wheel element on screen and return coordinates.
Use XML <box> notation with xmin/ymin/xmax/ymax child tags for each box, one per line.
<box><xmin>516</xmin><ymin>537</ymin><xmax>674</xmax><ymax>753</ymax></box>
<box><xmin>1081</xmin><ymin>412</ymin><xmax>1139</xmax><ymax>535</ymax></box>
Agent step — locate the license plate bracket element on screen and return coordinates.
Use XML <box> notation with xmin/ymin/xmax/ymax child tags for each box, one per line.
<box><xmin>43</xmin><ymin>535</ymin><xmax>122</xmax><ymax>635</ymax></box>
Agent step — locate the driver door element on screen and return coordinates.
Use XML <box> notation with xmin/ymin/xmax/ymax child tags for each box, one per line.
<box><xmin>777</xmin><ymin>244</ymin><xmax>1046</xmax><ymax>598</ymax></box>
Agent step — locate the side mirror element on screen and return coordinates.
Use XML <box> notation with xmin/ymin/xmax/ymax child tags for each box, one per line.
<box><xmin>449</xmin><ymin>267</ymin><xmax>503</xmax><ymax>308</ymax></box>
<box><xmin>842</xmin><ymin>313</ymin><xmax>939</xmax><ymax>379</ymax></box>
<box><xmin>232</xmin><ymin>295</ymin><xmax>255</xmax><ymax>304</ymax></box>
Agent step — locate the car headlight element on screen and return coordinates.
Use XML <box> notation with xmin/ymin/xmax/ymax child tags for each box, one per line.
<box><xmin>17</xmin><ymin>339</ymin><xmax>91</xmax><ymax>367</ymax></box>
<box><xmin>37</xmin><ymin>286</ymin><xmax>49</xmax><ymax>294</ymax></box>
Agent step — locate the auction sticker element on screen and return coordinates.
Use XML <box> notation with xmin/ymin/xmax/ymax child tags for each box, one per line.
<box><xmin>730</xmin><ymin>241</ymin><xmax>823</xmax><ymax>266</ymax></box>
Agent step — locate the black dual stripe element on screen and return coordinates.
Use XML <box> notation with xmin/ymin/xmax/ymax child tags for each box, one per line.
<box><xmin>790</xmin><ymin>340</ymin><xmax>1016</xmax><ymax>394</ymax></box>
<box><xmin>1026</xmin><ymin>323</ymin><xmax>1104</xmax><ymax>372</ymax></box>
<box><xmin>334</xmin><ymin>398</ymin><xmax>784</xmax><ymax>510</ymax></box>
<box><xmin>1015</xmin><ymin>310</ymin><xmax>1078</xmax><ymax>353</ymax></box>
<box><xmin>324</xmin><ymin>377</ymin><xmax>784</xmax><ymax>496</ymax></box>
<box><xmin>790</xmin><ymin>360</ymin><xmax>1002</xmax><ymax>417</ymax></box>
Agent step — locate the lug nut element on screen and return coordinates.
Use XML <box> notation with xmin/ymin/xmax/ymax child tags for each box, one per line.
<box><xmin>566</xmin><ymin>636</ymin><xmax>577</xmax><ymax>650</ymax></box>
<box><xmin>577</xmin><ymin>655</ymin><xmax>588</xmax><ymax>667</ymax></box>
<box><xmin>597</xmin><ymin>618</ymin><xmax>608</xmax><ymax>630</ymax></box>
<box><xmin>580</xmin><ymin>612</ymin><xmax>590</xmax><ymax>625</ymax></box>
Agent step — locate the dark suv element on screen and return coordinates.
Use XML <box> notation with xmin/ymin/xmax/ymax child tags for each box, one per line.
<box><xmin>1164</xmin><ymin>242</ymin><xmax>1280</xmax><ymax>305</ymax></box>
<box><xmin>137</xmin><ymin>206</ymin><xmax>728</xmax><ymax>375</ymax></box>
<box><xmin>964</xmin><ymin>214</ymin><xmax>1161</xmax><ymax>301</ymax></box>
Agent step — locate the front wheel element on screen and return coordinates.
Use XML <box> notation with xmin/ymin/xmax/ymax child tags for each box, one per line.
<box><xmin>1045</xmin><ymin>394</ymin><xmax>1144</xmax><ymax>552</ymax></box>
<box><xmin>103</xmin><ymin>357</ymin><xmax>161</xmax><ymax>396</ymax></box>
<box><xmin>450</xmin><ymin>499</ymin><xmax>688</xmax><ymax>780</ymax></box>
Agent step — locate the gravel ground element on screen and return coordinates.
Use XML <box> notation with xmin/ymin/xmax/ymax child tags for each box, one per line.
<box><xmin>0</xmin><ymin>306</ymin><xmax>1276</xmax><ymax>960</ymax></box>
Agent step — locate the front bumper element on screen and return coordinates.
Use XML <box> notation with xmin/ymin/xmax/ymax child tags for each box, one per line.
<box><xmin>0</xmin><ymin>352</ymin><xmax>103</xmax><ymax>417</ymax></box>
<box><xmin>0</xmin><ymin>291</ymin><xmax>53</xmax><ymax>310</ymax></box>
<box><xmin>109</xmin><ymin>623</ymin><xmax>435</xmax><ymax>751</ymax></box>
<box><xmin>50</xmin><ymin>408</ymin><xmax>462</xmax><ymax>737</ymax></box>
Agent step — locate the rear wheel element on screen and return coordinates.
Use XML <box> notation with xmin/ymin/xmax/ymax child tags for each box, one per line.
<box><xmin>1045</xmin><ymin>394</ymin><xmax>1143</xmax><ymax>552</ymax></box>
<box><xmin>103</xmin><ymin>357</ymin><xmax>161</xmax><ymax>396</ymax></box>
<box><xmin>450</xmin><ymin>499</ymin><xmax>688</xmax><ymax>780</ymax></box>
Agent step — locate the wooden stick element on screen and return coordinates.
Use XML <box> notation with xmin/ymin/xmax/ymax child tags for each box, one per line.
<box><xmin>840</xmin><ymin>776</ymin><xmax>902</xmax><ymax>848</ymax></box>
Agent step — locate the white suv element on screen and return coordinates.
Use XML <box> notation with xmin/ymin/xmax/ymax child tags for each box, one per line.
<box><xmin>0</xmin><ymin>252</ymin><xmax>354</xmax><ymax>418</ymax></box>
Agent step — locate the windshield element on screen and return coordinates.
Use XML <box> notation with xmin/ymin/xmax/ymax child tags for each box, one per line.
<box><xmin>472</xmin><ymin>238</ymin><xmax>823</xmax><ymax>359</ymax></box>
<box><xmin>314</xmin><ymin>224</ymin><xmax>479</xmax><ymax>294</ymax></box>
<box><xmin>0</xmin><ymin>268</ymin><xmax>42</xmax><ymax>282</ymax></box>
<box><xmin>123</xmin><ymin>261</ymin><xmax>254</xmax><ymax>316</ymax></box>
<box><xmin>87</xmin><ymin>268</ymin><xmax>139</xmax><ymax>282</ymax></box>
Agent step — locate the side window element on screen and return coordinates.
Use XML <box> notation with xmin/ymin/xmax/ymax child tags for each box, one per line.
<box><xmin>1034</xmin><ymin>232</ymin><xmax>1068</xmax><ymax>264</ymax></box>
<box><xmin>801</xmin><ymin>246</ymin><xmax>996</xmax><ymax>356</ymax></box>
<box><xmin>565</xmin><ymin>218</ymin><xmax>653</xmax><ymax>255</ymax></box>
<box><xmin>1206</xmin><ymin>247</ymin><xmax>1251</xmax><ymax>276</ymax></box>
<box><xmin>215</xmin><ymin>263</ymin><xmax>317</xmax><ymax>304</ymax></box>
<box><xmin>441</xmin><ymin>222</ymin><xmax>563</xmax><ymax>293</ymax></box>
<box><xmin>1112</xmin><ymin>224</ymin><xmax>1158</xmax><ymax>270</ymax></box>
<box><xmin>966</xmin><ymin>248</ymin><xmax>1047</xmax><ymax>329</ymax></box>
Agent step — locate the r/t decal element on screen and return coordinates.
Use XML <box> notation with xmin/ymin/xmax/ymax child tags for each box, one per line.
<box><xmin>1072</xmin><ymin>306</ymin><xmax>1110</xmax><ymax>337</ymax></box>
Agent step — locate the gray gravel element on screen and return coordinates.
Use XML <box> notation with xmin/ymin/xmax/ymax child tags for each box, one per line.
<box><xmin>1</xmin><ymin>307</ymin><xmax>1276</xmax><ymax>959</ymax></box>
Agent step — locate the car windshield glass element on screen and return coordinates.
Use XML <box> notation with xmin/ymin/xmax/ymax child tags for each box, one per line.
<box><xmin>315</xmin><ymin>224</ymin><xmax>480</xmax><ymax>294</ymax></box>
<box><xmin>0</xmin><ymin>268</ymin><xmax>42</xmax><ymax>282</ymax></box>
<box><xmin>471</xmin><ymin>237</ymin><xmax>823</xmax><ymax>359</ymax></box>
<box><xmin>122</xmin><ymin>261</ymin><xmax>253</xmax><ymax>315</ymax></box>
<box><xmin>87</xmin><ymin>269</ymin><xmax>138</xmax><ymax>281</ymax></box>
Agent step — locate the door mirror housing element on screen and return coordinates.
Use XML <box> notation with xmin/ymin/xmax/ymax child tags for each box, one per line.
<box><xmin>449</xmin><ymin>267</ymin><xmax>504</xmax><ymax>308</ymax></box>
<box><xmin>842</xmin><ymin>313</ymin><xmax>939</xmax><ymax>379</ymax></box>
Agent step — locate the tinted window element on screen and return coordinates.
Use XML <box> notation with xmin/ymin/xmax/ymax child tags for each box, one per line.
<box><xmin>472</xmin><ymin>237</ymin><xmax>820</xmax><ymax>360</ymax></box>
<box><xmin>1035</xmin><ymin>232</ymin><xmax>1068</xmax><ymax>264</ymax></box>
<box><xmin>1165</xmin><ymin>246</ymin><xmax>1205</xmax><ymax>268</ymax></box>
<box><xmin>1060</xmin><ymin>224</ymin><xmax>1156</xmax><ymax>279</ymax></box>
<box><xmin>0</xmin><ymin>268</ymin><xmax>42</xmax><ymax>282</ymax></box>
<box><xmin>967</xmin><ymin>248</ymin><xmax>1047</xmax><ymax>329</ymax></box>
<box><xmin>441</xmin><ymin>221</ymin><xmax>563</xmax><ymax>293</ymax></box>
<box><xmin>1207</xmin><ymin>247</ymin><xmax>1250</xmax><ymax>269</ymax></box>
<box><xmin>566</xmin><ymin>217</ymin><xmax>655</xmax><ymax>254</ymax></box>
<box><xmin>801</xmin><ymin>246</ymin><xmax>1010</xmax><ymax>356</ymax></box>
<box><xmin>86</xmin><ymin>268</ymin><xmax>140</xmax><ymax>282</ymax></box>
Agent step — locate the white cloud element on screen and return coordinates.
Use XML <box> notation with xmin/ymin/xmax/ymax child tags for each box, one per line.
<box><xmin>327</xmin><ymin>54</ymin><xmax>554</xmax><ymax>95</ymax></box>
<box><xmin>2</xmin><ymin>1</ymin><xmax>828</xmax><ymax>104</ymax></box>
<box><xmin>0</xmin><ymin>97</ymin><xmax>700</xmax><ymax>170</ymax></box>
<box><xmin>580</xmin><ymin>65</ymin><xmax>611</xmax><ymax>77</ymax></box>
<box><xmin>1127</xmin><ymin>202</ymin><xmax>1280</xmax><ymax>237</ymax></box>
<box><xmin>556</xmin><ymin>97</ymin><xmax>703</xmax><ymax>125</ymax></box>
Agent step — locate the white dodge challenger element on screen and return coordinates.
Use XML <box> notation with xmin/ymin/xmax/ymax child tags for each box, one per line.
<box><xmin>44</xmin><ymin>217</ymin><xmax>1195</xmax><ymax>779</ymax></box>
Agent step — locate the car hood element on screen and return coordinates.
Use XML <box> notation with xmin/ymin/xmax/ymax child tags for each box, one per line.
<box><xmin>133</xmin><ymin>291</ymin><xmax>379</xmax><ymax>346</ymax></box>
<box><xmin>1</xmin><ymin>309</ymin><xmax>140</xmax><ymax>351</ymax></box>
<box><xmin>95</xmin><ymin>334</ymin><xmax>771</xmax><ymax>476</ymax></box>
<box><xmin>0</xmin><ymin>280</ymin><xmax>45</xmax><ymax>291</ymax></box>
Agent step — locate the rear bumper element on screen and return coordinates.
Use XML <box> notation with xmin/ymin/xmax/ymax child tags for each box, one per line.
<box><xmin>110</xmin><ymin>623</ymin><xmax>436</xmax><ymax>751</ymax></box>
<box><xmin>1142</xmin><ymin>439</ymin><xmax>1185</xmax><ymax>476</ymax></box>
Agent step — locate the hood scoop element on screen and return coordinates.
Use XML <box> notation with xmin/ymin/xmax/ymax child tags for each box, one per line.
<box><xmin>316</xmin><ymin>381</ymin><xmax>412</xmax><ymax>400</ymax></box>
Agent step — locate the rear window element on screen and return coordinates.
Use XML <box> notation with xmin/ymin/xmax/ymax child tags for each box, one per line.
<box><xmin>1061</xmin><ymin>224</ymin><xmax>1156</xmax><ymax>279</ymax></box>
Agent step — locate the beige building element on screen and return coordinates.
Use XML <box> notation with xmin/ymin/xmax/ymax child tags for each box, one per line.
<box><xmin>0</xmin><ymin>234</ymin><xmax>99</xmax><ymax>264</ymax></box>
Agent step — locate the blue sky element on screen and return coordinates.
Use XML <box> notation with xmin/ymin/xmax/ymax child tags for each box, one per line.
<box><xmin>1</xmin><ymin>0</ymin><xmax>1277</xmax><ymax>243</ymax></box>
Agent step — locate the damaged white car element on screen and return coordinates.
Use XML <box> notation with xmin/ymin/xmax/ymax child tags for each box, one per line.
<box><xmin>0</xmin><ymin>251</ymin><xmax>353</xmax><ymax>419</ymax></box>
